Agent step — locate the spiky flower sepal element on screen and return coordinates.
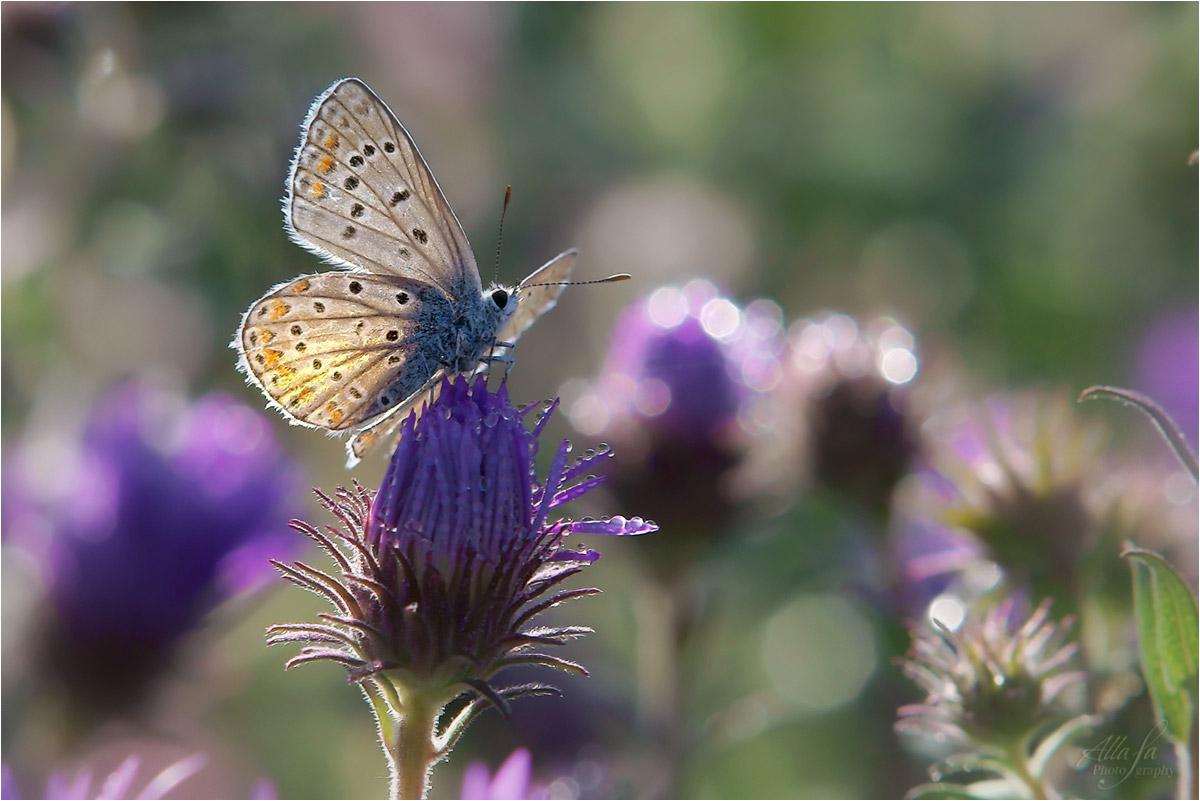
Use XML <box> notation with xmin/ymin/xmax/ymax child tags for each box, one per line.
<box><xmin>267</xmin><ymin>377</ymin><xmax>655</xmax><ymax>798</ymax></box>
<box><xmin>266</xmin><ymin>482</ymin><xmax>603</xmax><ymax>699</ymax></box>
<box><xmin>896</xmin><ymin>599</ymin><xmax>1099</xmax><ymax>798</ymax></box>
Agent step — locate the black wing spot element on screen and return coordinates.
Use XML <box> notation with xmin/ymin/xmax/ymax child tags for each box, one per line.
<box><xmin>290</xmin><ymin>325</ymin><xmax>302</xmax><ymax>336</ymax></box>
<box><xmin>355</xmin><ymin>320</ymin><xmax>365</xmax><ymax>332</ymax></box>
<box><xmin>249</xmin><ymin>331</ymin><xmax>259</xmax><ymax>345</ymax></box>
<box><xmin>349</xmin><ymin>280</ymin><xmax>362</xmax><ymax>294</ymax></box>
<box><xmin>386</xmin><ymin>329</ymin><xmax>399</xmax><ymax>342</ymax></box>
<box><xmin>257</xmin><ymin>306</ymin><xmax>268</xmax><ymax>318</ymax></box>
<box><xmin>351</xmin><ymin>203</ymin><xmax>365</xmax><ymax>218</ymax></box>
<box><xmin>363</xmin><ymin>144</ymin><xmax>376</xmax><ymax>156</ymax></box>
<box><xmin>342</xmin><ymin>225</ymin><xmax>356</xmax><ymax>239</ymax></box>
<box><xmin>390</xmin><ymin>189</ymin><xmax>411</xmax><ymax>206</ymax></box>
<box><xmin>396</xmin><ymin>291</ymin><xmax>409</xmax><ymax>305</ymax></box>
<box><xmin>295</xmin><ymin>342</ymin><xmax>307</xmax><ymax>352</ymax></box>
<box><xmin>349</xmin><ymin>154</ymin><xmax>364</xmax><ymax>168</ymax></box>
<box><xmin>383</xmin><ymin>142</ymin><xmax>396</xmax><ymax>153</ymax></box>
<box><xmin>388</xmin><ymin>355</ymin><xmax>401</xmax><ymax>365</ymax></box>
<box><xmin>290</xmin><ymin>397</ymin><xmax>299</xmax><ymax>407</ymax></box>
<box><xmin>255</xmin><ymin>354</ymin><xmax>265</xmax><ymax>364</ymax></box>
<box><xmin>412</xmin><ymin>228</ymin><xmax>428</xmax><ymax>244</ymax></box>
<box><xmin>398</xmin><ymin>247</ymin><xmax>412</xmax><ymax>260</ymax></box>
<box><xmin>312</xmin><ymin>359</ymin><xmax>322</xmax><ymax>369</ymax></box>
<box><xmin>344</xmin><ymin>176</ymin><xmax>359</xmax><ymax>191</ymax></box>
<box><xmin>349</xmin><ymin>387</ymin><xmax>363</xmax><ymax>399</ymax></box>
<box><xmin>332</xmin><ymin>371</ymin><xmax>343</xmax><ymax>382</ymax></box>
<box><xmin>314</xmin><ymin>301</ymin><xmax>326</xmax><ymax>313</ymax></box>
<box><xmin>380</xmin><ymin>394</ymin><xmax>391</xmax><ymax>406</ymax></box>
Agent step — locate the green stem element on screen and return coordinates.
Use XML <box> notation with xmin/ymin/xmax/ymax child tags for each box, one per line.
<box><xmin>382</xmin><ymin>688</ymin><xmax>442</xmax><ymax>801</ymax></box>
<box><xmin>1174</xmin><ymin>737</ymin><xmax>1195</xmax><ymax>800</ymax></box>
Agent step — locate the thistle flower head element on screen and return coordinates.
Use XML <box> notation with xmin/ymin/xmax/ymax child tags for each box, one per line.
<box><xmin>901</xmin><ymin>390</ymin><xmax>1118</xmax><ymax>601</ymax></box>
<box><xmin>2</xmin><ymin>381</ymin><xmax>303</xmax><ymax>717</ymax></box>
<box><xmin>897</xmin><ymin>598</ymin><xmax>1086</xmax><ymax>753</ymax></box>
<box><xmin>269</xmin><ymin>376</ymin><xmax>655</xmax><ymax>706</ymax></box>
<box><xmin>761</xmin><ymin>312</ymin><xmax>920</xmax><ymax>516</ymax></box>
<box><xmin>565</xmin><ymin>280</ymin><xmax>783</xmax><ymax>563</ymax></box>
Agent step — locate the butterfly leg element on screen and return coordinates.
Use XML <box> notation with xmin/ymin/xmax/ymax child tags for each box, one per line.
<box><xmin>482</xmin><ymin>340</ymin><xmax>517</xmax><ymax>379</ymax></box>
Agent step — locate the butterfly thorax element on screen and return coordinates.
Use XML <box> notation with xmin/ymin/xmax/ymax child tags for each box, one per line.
<box><xmin>436</xmin><ymin>285</ymin><xmax>517</xmax><ymax>374</ymax></box>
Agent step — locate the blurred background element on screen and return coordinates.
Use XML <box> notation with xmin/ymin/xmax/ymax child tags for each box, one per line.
<box><xmin>2</xmin><ymin>4</ymin><xmax>1196</xmax><ymax>799</ymax></box>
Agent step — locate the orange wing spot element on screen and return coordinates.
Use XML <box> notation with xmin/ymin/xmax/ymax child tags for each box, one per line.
<box><xmin>268</xmin><ymin>300</ymin><xmax>290</xmax><ymax>320</ymax></box>
<box><xmin>324</xmin><ymin>401</ymin><xmax>345</xmax><ymax>426</ymax></box>
<box><xmin>263</xmin><ymin>348</ymin><xmax>284</xmax><ymax>368</ymax></box>
<box><xmin>310</xmin><ymin>181</ymin><xmax>326</xmax><ymax>200</ymax></box>
<box><xmin>323</xmin><ymin>132</ymin><xmax>340</xmax><ymax>150</ymax></box>
<box><xmin>316</xmin><ymin>155</ymin><xmax>334</xmax><ymax>174</ymax></box>
<box><xmin>258</xmin><ymin>328</ymin><xmax>275</xmax><ymax>344</ymax></box>
<box><xmin>274</xmin><ymin>365</ymin><xmax>297</xmax><ymax>388</ymax></box>
<box><xmin>291</xmin><ymin>278</ymin><xmax>311</xmax><ymax>293</ymax></box>
<box><xmin>297</xmin><ymin>387</ymin><xmax>316</xmax><ymax>406</ymax></box>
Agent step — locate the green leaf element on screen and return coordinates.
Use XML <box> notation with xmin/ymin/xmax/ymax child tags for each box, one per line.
<box><xmin>1124</xmin><ymin>546</ymin><xmax>1199</xmax><ymax>744</ymax></box>
<box><xmin>1078</xmin><ymin>385</ymin><xmax>1198</xmax><ymax>480</ymax></box>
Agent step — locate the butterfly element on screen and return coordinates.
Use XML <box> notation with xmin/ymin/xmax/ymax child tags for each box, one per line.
<box><xmin>234</xmin><ymin>77</ymin><xmax>625</xmax><ymax>467</ymax></box>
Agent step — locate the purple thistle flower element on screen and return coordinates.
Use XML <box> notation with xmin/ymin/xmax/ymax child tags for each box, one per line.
<box><xmin>268</xmin><ymin>376</ymin><xmax>654</xmax><ymax>798</ymax></box>
<box><xmin>2</xmin><ymin>381</ymin><xmax>303</xmax><ymax>718</ymax></box>
<box><xmin>763</xmin><ymin>312</ymin><xmax>921</xmax><ymax>517</ymax></box>
<box><xmin>566</xmin><ymin>280</ymin><xmax>783</xmax><ymax>568</ymax></box>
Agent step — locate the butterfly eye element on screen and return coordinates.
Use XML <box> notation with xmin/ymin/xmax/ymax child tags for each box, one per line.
<box><xmin>491</xmin><ymin>289</ymin><xmax>509</xmax><ymax>310</ymax></box>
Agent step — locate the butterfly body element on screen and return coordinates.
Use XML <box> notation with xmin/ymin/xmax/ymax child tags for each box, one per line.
<box><xmin>234</xmin><ymin>77</ymin><xmax>579</xmax><ymax>465</ymax></box>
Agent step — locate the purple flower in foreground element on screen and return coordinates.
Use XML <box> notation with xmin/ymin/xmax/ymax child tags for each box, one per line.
<box><xmin>461</xmin><ymin>749</ymin><xmax>538</xmax><ymax>800</ymax></box>
<box><xmin>269</xmin><ymin>376</ymin><xmax>654</xmax><ymax>798</ymax></box>
<box><xmin>3</xmin><ymin>381</ymin><xmax>303</xmax><ymax>717</ymax></box>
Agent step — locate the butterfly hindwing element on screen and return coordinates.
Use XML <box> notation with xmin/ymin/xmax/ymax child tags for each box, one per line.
<box><xmin>286</xmin><ymin>78</ymin><xmax>478</xmax><ymax>298</ymax></box>
<box><xmin>238</xmin><ymin>272</ymin><xmax>443</xmax><ymax>431</ymax></box>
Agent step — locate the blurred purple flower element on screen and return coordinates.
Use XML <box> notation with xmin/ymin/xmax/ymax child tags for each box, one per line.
<box><xmin>760</xmin><ymin>312</ymin><xmax>921</xmax><ymax>517</ymax></box>
<box><xmin>3</xmin><ymin>381</ymin><xmax>304</xmax><ymax>715</ymax></box>
<box><xmin>1133</xmin><ymin>307</ymin><xmax>1198</xmax><ymax>446</ymax></box>
<box><xmin>3</xmin><ymin>753</ymin><xmax>275</xmax><ymax>800</ymax></box>
<box><xmin>461</xmin><ymin>749</ymin><xmax>537</xmax><ymax>800</ymax></box>
<box><xmin>566</xmin><ymin>280</ymin><xmax>783</xmax><ymax>568</ymax></box>
<box><xmin>269</xmin><ymin>376</ymin><xmax>654</xmax><ymax>780</ymax></box>
<box><xmin>4</xmin><ymin>754</ymin><xmax>206</xmax><ymax>800</ymax></box>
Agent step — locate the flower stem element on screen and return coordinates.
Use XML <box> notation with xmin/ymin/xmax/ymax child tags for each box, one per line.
<box><xmin>383</xmin><ymin>687</ymin><xmax>442</xmax><ymax>801</ymax></box>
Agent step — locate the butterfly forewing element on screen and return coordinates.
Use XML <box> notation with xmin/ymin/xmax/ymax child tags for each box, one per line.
<box><xmin>239</xmin><ymin>272</ymin><xmax>439</xmax><ymax>431</ymax></box>
<box><xmin>287</xmin><ymin>78</ymin><xmax>478</xmax><ymax>297</ymax></box>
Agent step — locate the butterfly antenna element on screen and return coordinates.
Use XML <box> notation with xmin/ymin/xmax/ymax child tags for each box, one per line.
<box><xmin>494</xmin><ymin>185</ymin><xmax>512</xmax><ymax>285</ymax></box>
<box><xmin>523</xmin><ymin>274</ymin><xmax>632</xmax><ymax>289</ymax></box>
